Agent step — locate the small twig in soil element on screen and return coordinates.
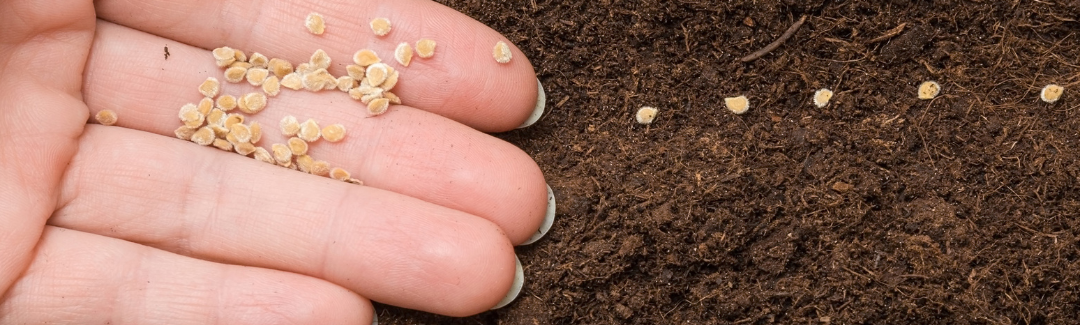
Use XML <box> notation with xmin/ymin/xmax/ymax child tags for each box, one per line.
<box><xmin>740</xmin><ymin>15</ymin><xmax>807</xmax><ymax>62</ymax></box>
<box><xmin>867</xmin><ymin>23</ymin><xmax>907</xmax><ymax>44</ymax></box>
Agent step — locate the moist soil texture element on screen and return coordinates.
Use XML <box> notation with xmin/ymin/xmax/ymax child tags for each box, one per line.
<box><xmin>385</xmin><ymin>1</ymin><xmax>1080</xmax><ymax>324</ymax></box>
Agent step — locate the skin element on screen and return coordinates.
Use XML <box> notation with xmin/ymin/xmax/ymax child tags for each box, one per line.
<box><xmin>0</xmin><ymin>0</ymin><xmax>546</xmax><ymax>322</ymax></box>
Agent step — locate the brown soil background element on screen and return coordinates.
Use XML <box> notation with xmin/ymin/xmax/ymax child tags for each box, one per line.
<box><xmin>384</xmin><ymin>1</ymin><xmax>1080</xmax><ymax>324</ymax></box>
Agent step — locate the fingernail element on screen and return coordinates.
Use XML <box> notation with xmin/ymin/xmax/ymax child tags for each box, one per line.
<box><xmin>520</xmin><ymin>184</ymin><xmax>555</xmax><ymax>245</ymax></box>
<box><xmin>371</xmin><ymin>313</ymin><xmax>378</xmax><ymax>325</ymax></box>
<box><xmin>517</xmin><ymin>78</ymin><xmax>546</xmax><ymax>128</ymax></box>
<box><xmin>491</xmin><ymin>255</ymin><xmax>524</xmax><ymax>309</ymax></box>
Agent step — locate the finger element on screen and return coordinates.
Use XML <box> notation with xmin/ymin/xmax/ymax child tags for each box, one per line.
<box><xmin>0</xmin><ymin>227</ymin><xmax>374</xmax><ymax>324</ymax></box>
<box><xmin>83</xmin><ymin>20</ymin><xmax>549</xmax><ymax>245</ymax></box>
<box><xmin>95</xmin><ymin>0</ymin><xmax>542</xmax><ymax>132</ymax></box>
<box><xmin>0</xmin><ymin>0</ymin><xmax>94</xmax><ymax>297</ymax></box>
<box><xmin>50</xmin><ymin>125</ymin><xmax>519</xmax><ymax>316</ymax></box>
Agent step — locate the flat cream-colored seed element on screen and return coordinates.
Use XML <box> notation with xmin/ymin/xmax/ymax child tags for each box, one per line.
<box><xmin>724</xmin><ymin>96</ymin><xmax>750</xmax><ymax>115</ymax></box>
<box><xmin>233</xmin><ymin>49</ymin><xmax>247</xmax><ymax>63</ymax></box>
<box><xmin>225</xmin><ymin>132</ymin><xmax>241</xmax><ymax>145</ymax></box>
<box><xmin>370</xmin><ymin>17</ymin><xmax>391</xmax><ymax>36</ymax></box>
<box><xmin>249</xmin><ymin>52</ymin><xmax>269</xmax><ymax>68</ymax></box>
<box><xmin>198</xmin><ymin>77</ymin><xmax>220</xmax><ymax>98</ymax></box>
<box><xmin>206</xmin><ymin>108</ymin><xmax>226</xmax><ymax>127</ymax></box>
<box><xmin>287</xmin><ymin>137</ymin><xmax>309</xmax><ymax>156</ymax></box>
<box><xmin>303</xmin><ymin>69</ymin><xmax>336</xmax><ymax>91</ymax></box>
<box><xmin>366</xmin><ymin>63</ymin><xmax>389</xmax><ymax>87</ymax></box>
<box><xmin>248</xmin><ymin>121</ymin><xmax>262</xmax><ymax>144</ymax></box>
<box><xmin>213</xmin><ymin>47</ymin><xmax>236</xmax><ymax>67</ymax></box>
<box><xmin>352</xmin><ymin>49</ymin><xmax>380</xmax><ymax>66</ymax></box>
<box><xmin>295</xmin><ymin>62</ymin><xmax>317</xmax><ymax>75</ymax></box>
<box><xmin>224</xmin><ymin>113</ymin><xmax>245</xmax><ymax>128</ymax></box>
<box><xmin>348</xmin><ymin>88</ymin><xmax>364</xmax><ymax>101</ymax></box>
<box><xmin>635</xmin><ymin>106</ymin><xmax>658</xmax><ymax>124</ymax></box>
<box><xmin>346</xmin><ymin>64</ymin><xmax>366</xmax><ymax>80</ymax></box>
<box><xmin>95</xmin><ymin>110</ymin><xmax>118</xmax><ymax>126</ymax></box>
<box><xmin>295</xmin><ymin>154</ymin><xmax>315</xmax><ymax>173</ymax></box>
<box><xmin>355</xmin><ymin>84</ymin><xmax>382</xmax><ymax>96</ymax></box>
<box><xmin>239</xmin><ymin>92</ymin><xmax>268</xmax><ymax>114</ymax></box>
<box><xmin>253</xmin><ymin>147</ymin><xmax>274</xmax><ymax>164</ymax></box>
<box><xmin>368</xmin><ymin>98</ymin><xmax>390</xmax><ymax>116</ymax></box>
<box><xmin>216</xmin><ymin>95</ymin><xmax>237</xmax><ymax>111</ymax></box>
<box><xmin>262</xmin><ymin>75</ymin><xmax>281</xmax><ymax>97</ymax></box>
<box><xmin>234</xmin><ymin>142</ymin><xmax>257</xmax><ymax>156</ymax></box>
<box><xmin>229</xmin><ymin>123</ymin><xmax>253</xmax><ymax>143</ymax></box>
<box><xmin>197</xmin><ymin>97</ymin><xmax>214</xmax><ymax>116</ymax></box>
<box><xmin>360</xmin><ymin>92</ymin><xmax>384</xmax><ymax>104</ymax></box>
<box><xmin>346</xmin><ymin>178</ymin><xmax>363</xmax><ymax>185</ymax></box>
<box><xmin>228</xmin><ymin>61</ymin><xmax>253</xmax><ymax>70</ymax></box>
<box><xmin>191</xmin><ymin>127</ymin><xmax>216</xmax><ymax>146</ymax></box>
<box><xmin>309</xmin><ymin>160</ymin><xmax>331</xmax><ymax>177</ymax></box>
<box><xmin>212</xmin><ymin>138</ymin><xmax>233</xmax><ymax>151</ymax></box>
<box><xmin>210</xmin><ymin>125</ymin><xmax>229</xmax><ymax>139</ymax></box>
<box><xmin>918</xmin><ymin>81</ymin><xmax>941</xmax><ymax>100</ymax></box>
<box><xmin>329</xmin><ymin>167</ymin><xmax>351</xmax><ymax>181</ymax></box>
<box><xmin>267</xmin><ymin>58</ymin><xmax>294</xmax><ymax>79</ymax></box>
<box><xmin>224</xmin><ymin>66</ymin><xmax>248</xmax><ymax>83</ymax></box>
<box><xmin>415</xmin><ymin>39</ymin><xmax>436</xmax><ymax>59</ymax></box>
<box><xmin>394</xmin><ymin>42</ymin><xmax>414</xmax><ymax>67</ymax></box>
<box><xmin>381</xmin><ymin>70</ymin><xmax>399</xmax><ymax>91</ymax></box>
<box><xmin>1041</xmin><ymin>84</ymin><xmax>1064</xmax><ymax>103</ymax></box>
<box><xmin>281</xmin><ymin>72</ymin><xmax>304</xmax><ymax>90</ymax></box>
<box><xmin>280</xmin><ymin>115</ymin><xmax>301</xmax><ymax>136</ymax></box>
<box><xmin>813</xmin><ymin>88</ymin><xmax>834</xmax><ymax>108</ymax></box>
<box><xmin>271</xmin><ymin>143</ymin><xmax>293</xmax><ymax>165</ymax></box>
<box><xmin>336</xmin><ymin>76</ymin><xmax>357</xmax><ymax>92</ymax></box>
<box><xmin>384</xmin><ymin>91</ymin><xmax>401</xmax><ymax>105</ymax></box>
<box><xmin>310</xmin><ymin>49</ymin><xmax>331</xmax><ymax>70</ymax></box>
<box><xmin>179</xmin><ymin>103</ymin><xmax>205</xmax><ymax>128</ymax></box>
<box><xmin>306</xmin><ymin>12</ymin><xmax>326</xmax><ymax>35</ymax></box>
<box><xmin>246</xmin><ymin>68</ymin><xmax>270</xmax><ymax>86</ymax></box>
<box><xmin>298</xmin><ymin>119</ymin><xmax>321</xmax><ymax>142</ymax></box>
<box><xmin>174</xmin><ymin>125</ymin><xmax>198</xmax><ymax>140</ymax></box>
<box><xmin>321</xmin><ymin>124</ymin><xmax>346</xmax><ymax>142</ymax></box>
<box><xmin>493</xmin><ymin>41</ymin><xmax>512</xmax><ymax>64</ymax></box>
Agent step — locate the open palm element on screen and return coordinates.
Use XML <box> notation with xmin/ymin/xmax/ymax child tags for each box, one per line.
<box><xmin>0</xmin><ymin>0</ymin><xmax>549</xmax><ymax>322</ymax></box>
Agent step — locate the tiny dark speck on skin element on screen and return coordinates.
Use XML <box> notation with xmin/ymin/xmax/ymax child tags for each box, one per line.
<box><xmin>164</xmin><ymin>45</ymin><xmax>170</xmax><ymax>60</ymax></box>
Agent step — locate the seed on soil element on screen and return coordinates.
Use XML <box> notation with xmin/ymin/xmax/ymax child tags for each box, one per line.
<box><xmin>191</xmin><ymin>127</ymin><xmax>216</xmax><ymax>146</ymax></box>
<box><xmin>368</xmin><ymin>97</ymin><xmax>390</xmax><ymax>116</ymax></box>
<box><xmin>366</xmin><ymin>63</ymin><xmax>389</xmax><ymax>87</ymax></box>
<box><xmin>174</xmin><ymin>125</ymin><xmax>198</xmax><ymax>140</ymax></box>
<box><xmin>416</xmin><ymin>39</ymin><xmax>436</xmax><ymax>58</ymax></box>
<box><xmin>493</xmin><ymin>41</ymin><xmax>512</xmax><ymax>64</ymax></box>
<box><xmin>370</xmin><ymin>17</ymin><xmax>391</xmax><ymax>36</ymax></box>
<box><xmin>725</xmin><ymin>96</ymin><xmax>750</xmax><ymax>115</ymax></box>
<box><xmin>212</xmin><ymin>47</ymin><xmax>236</xmax><ymax>67</ymax></box>
<box><xmin>198</xmin><ymin>77</ymin><xmax>220</xmax><ymax>98</ymax></box>
<box><xmin>234</xmin><ymin>142</ymin><xmax>257</xmax><ymax>156</ymax></box>
<box><xmin>263</xmin><ymin>75</ymin><xmax>281</xmax><ymax>96</ymax></box>
<box><xmin>813</xmin><ymin>88</ymin><xmax>834</xmax><ymax>108</ymax></box>
<box><xmin>246</xmin><ymin>68</ymin><xmax>270</xmax><ymax>86</ymax></box>
<box><xmin>635</xmin><ymin>106</ymin><xmax>658</xmax><ymax>124</ymax></box>
<box><xmin>212</xmin><ymin>138</ymin><xmax>233</xmax><ymax>151</ymax></box>
<box><xmin>216</xmin><ymin>95</ymin><xmax>237</xmax><ymax>111</ymax></box>
<box><xmin>179</xmin><ymin>103</ymin><xmax>205</xmax><ymax>128</ymax></box>
<box><xmin>918</xmin><ymin>81</ymin><xmax>940</xmax><ymax>100</ymax></box>
<box><xmin>353</xmin><ymin>49</ymin><xmax>380</xmax><ymax>67</ymax></box>
<box><xmin>306</xmin><ymin>12</ymin><xmax>326</xmax><ymax>35</ymax></box>
<box><xmin>336</xmin><ymin>76</ymin><xmax>357</xmax><ymax>91</ymax></box>
<box><xmin>238</xmin><ymin>92</ymin><xmax>268</xmax><ymax>114</ymax></box>
<box><xmin>281</xmin><ymin>72</ymin><xmax>304</xmax><ymax>90</ymax></box>
<box><xmin>224</xmin><ymin>66</ymin><xmax>248</xmax><ymax>83</ymax></box>
<box><xmin>310</xmin><ymin>49</ymin><xmax>331</xmax><ymax>70</ymax></box>
<box><xmin>253</xmin><ymin>147</ymin><xmax>274</xmax><ymax>164</ymax></box>
<box><xmin>298</xmin><ymin>118</ymin><xmax>321</xmax><ymax>142</ymax></box>
<box><xmin>1041</xmin><ymin>84</ymin><xmax>1064</xmax><ymax>103</ymax></box>
<box><xmin>329</xmin><ymin>167</ymin><xmax>351</xmax><ymax>181</ymax></box>
<box><xmin>268</xmin><ymin>58</ymin><xmax>294</xmax><ymax>79</ymax></box>
<box><xmin>271</xmin><ymin>143</ymin><xmax>293</xmax><ymax>165</ymax></box>
<box><xmin>249</xmin><ymin>121</ymin><xmax>262</xmax><ymax>144</ymax></box>
<box><xmin>322</xmin><ymin>124</ymin><xmax>346</xmax><ymax>142</ymax></box>
<box><xmin>95</xmin><ymin>110</ymin><xmax>118</xmax><ymax>126</ymax></box>
<box><xmin>197</xmin><ymin>97</ymin><xmax>214</xmax><ymax>115</ymax></box>
<box><xmin>280</xmin><ymin>115</ymin><xmax>301</xmax><ymax>136</ymax></box>
<box><xmin>288</xmin><ymin>137</ymin><xmax>309</xmax><ymax>155</ymax></box>
<box><xmin>309</xmin><ymin>160</ymin><xmax>331</xmax><ymax>176</ymax></box>
<box><xmin>229</xmin><ymin>123</ymin><xmax>253</xmax><ymax>143</ymax></box>
<box><xmin>394</xmin><ymin>42</ymin><xmax>414</xmax><ymax>66</ymax></box>
<box><xmin>249</xmin><ymin>52</ymin><xmax>269</xmax><ymax>68</ymax></box>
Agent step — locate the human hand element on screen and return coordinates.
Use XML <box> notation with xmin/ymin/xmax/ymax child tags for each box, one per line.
<box><xmin>0</xmin><ymin>0</ymin><xmax>551</xmax><ymax>322</ymax></box>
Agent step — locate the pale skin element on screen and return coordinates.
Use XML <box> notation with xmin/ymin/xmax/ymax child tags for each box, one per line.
<box><xmin>0</xmin><ymin>0</ymin><xmax>547</xmax><ymax>322</ymax></box>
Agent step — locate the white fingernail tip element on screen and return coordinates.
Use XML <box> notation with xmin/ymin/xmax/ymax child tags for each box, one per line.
<box><xmin>371</xmin><ymin>313</ymin><xmax>378</xmax><ymax>325</ymax></box>
<box><xmin>520</xmin><ymin>184</ymin><xmax>555</xmax><ymax>245</ymax></box>
<box><xmin>517</xmin><ymin>79</ymin><xmax>546</xmax><ymax>129</ymax></box>
<box><xmin>492</xmin><ymin>256</ymin><xmax>524</xmax><ymax>309</ymax></box>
